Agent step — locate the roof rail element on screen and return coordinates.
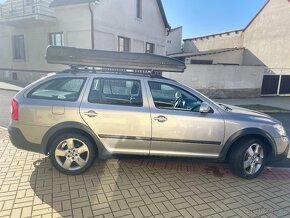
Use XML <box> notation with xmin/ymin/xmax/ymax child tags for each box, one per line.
<box><xmin>46</xmin><ymin>46</ymin><xmax>186</xmax><ymax>73</ymax></box>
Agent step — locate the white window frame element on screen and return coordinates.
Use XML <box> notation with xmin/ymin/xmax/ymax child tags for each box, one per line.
<box><xmin>146</xmin><ymin>42</ymin><xmax>155</xmax><ymax>54</ymax></box>
<box><xmin>12</xmin><ymin>35</ymin><xmax>26</xmax><ymax>60</ymax></box>
<box><xmin>49</xmin><ymin>32</ymin><xmax>64</xmax><ymax>46</ymax></box>
<box><xmin>118</xmin><ymin>36</ymin><xmax>130</xmax><ymax>52</ymax></box>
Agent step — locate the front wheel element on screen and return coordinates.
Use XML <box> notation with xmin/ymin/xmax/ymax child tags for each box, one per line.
<box><xmin>49</xmin><ymin>133</ymin><xmax>96</xmax><ymax>175</ymax></box>
<box><xmin>229</xmin><ymin>139</ymin><xmax>267</xmax><ymax>179</ymax></box>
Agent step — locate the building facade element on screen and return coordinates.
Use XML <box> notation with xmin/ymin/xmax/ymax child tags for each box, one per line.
<box><xmin>172</xmin><ymin>0</ymin><xmax>290</xmax><ymax>97</ymax></box>
<box><xmin>166</xmin><ymin>26</ymin><xmax>182</xmax><ymax>55</ymax></box>
<box><xmin>0</xmin><ymin>0</ymin><xmax>170</xmax><ymax>84</ymax></box>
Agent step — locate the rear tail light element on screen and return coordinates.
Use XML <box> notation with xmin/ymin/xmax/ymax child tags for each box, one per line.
<box><xmin>11</xmin><ymin>98</ymin><xmax>19</xmax><ymax>121</ymax></box>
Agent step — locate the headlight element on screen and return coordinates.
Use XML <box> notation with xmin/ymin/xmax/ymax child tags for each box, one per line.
<box><xmin>274</xmin><ymin>124</ymin><xmax>287</xmax><ymax>137</ymax></box>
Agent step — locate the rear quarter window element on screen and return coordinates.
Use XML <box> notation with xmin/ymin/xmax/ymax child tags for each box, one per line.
<box><xmin>27</xmin><ymin>78</ymin><xmax>86</xmax><ymax>101</ymax></box>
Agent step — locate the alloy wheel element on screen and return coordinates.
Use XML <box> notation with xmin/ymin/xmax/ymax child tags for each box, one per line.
<box><xmin>54</xmin><ymin>138</ymin><xmax>90</xmax><ymax>171</ymax></box>
<box><xmin>243</xmin><ymin>143</ymin><xmax>264</xmax><ymax>175</ymax></box>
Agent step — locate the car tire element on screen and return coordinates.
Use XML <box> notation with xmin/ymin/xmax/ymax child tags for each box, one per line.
<box><xmin>49</xmin><ymin>133</ymin><xmax>96</xmax><ymax>175</ymax></box>
<box><xmin>229</xmin><ymin>138</ymin><xmax>267</xmax><ymax>179</ymax></box>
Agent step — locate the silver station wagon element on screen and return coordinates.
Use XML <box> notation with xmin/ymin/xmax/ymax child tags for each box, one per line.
<box><xmin>9</xmin><ymin>46</ymin><xmax>289</xmax><ymax>179</ymax></box>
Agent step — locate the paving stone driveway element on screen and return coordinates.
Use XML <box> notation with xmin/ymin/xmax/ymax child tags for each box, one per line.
<box><xmin>1</xmin><ymin>128</ymin><xmax>290</xmax><ymax>218</ymax></box>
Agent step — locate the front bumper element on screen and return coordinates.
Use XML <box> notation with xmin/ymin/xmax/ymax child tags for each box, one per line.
<box><xmin>272</xmin><ymin>140</ymin><xmax>289</xmax><ymax>163</ymax></box>
<box><xmin>8</xmin><ymin>126</ymin><xmax>45</xmax><ymax>154</ymax></box>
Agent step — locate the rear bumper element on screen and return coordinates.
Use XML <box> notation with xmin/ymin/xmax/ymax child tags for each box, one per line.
<box><xmin>8</xmin><ymin>126</ymin><xmax>45</xmax><ymax>154</ymax></box>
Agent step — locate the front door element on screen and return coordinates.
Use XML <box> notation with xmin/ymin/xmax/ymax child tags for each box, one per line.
<box><xmin>80</xmin><ymin>77</ymin><xmax>151</xmax><ymax>155</ymax></box>
<box><xmin>146</xmin><ymin>81</ymin><xmax>224</xmax><ymax>158</ymax></box>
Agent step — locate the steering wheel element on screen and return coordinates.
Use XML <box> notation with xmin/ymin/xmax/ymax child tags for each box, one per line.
<box><xmin>173</xmin><ymin>97</ymin><xmax>182</xmax><ymax>109</ymax></box>
<box><xmin>191</xmin><ymin>104</ymin><xmax>201</xmax><ymax>112</ymax></box>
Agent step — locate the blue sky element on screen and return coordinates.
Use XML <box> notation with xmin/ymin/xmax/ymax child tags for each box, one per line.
<box><xmin>162</xmin><ymin>0</ymin><xmax>267</xmax><ymax>39</ymax></box>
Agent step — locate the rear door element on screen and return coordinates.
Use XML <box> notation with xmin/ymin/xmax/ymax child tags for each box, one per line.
<box><xmin>80</xmin><ymin>76</ymin><xmax>152</xmax><ymax>155</ymax></box>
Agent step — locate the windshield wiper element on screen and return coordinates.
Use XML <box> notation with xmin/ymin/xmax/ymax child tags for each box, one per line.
<box><xmin>219</xmin><ymin>103</ymin><xmax>232</xmax><ymax>112</ymax></box>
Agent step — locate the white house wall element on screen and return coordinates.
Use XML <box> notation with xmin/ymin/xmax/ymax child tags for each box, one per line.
<box><xmin>166</xmin><ymin>27</ymin><xmax>182</xmax><ymax>55</ymax></box>
<box><xmin>0</xmin><ymin>0</ymin><xmax>167</xmax><ymax>77</ymax></box>
<box><xmin>92</xmin><ymin>0</ymin><xmax>167</xmax><ymax>54</ymax></box>
<box><xmin>242</xmin><ymin>0</ymin><xmax>290</xmax><ymax>69</ymax></box>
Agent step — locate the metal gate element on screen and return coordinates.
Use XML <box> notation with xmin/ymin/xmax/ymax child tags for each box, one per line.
<box><xmin>261</xmin><ymin>69</ymin><xmax>290</xmax><ymax>96</ymax></box>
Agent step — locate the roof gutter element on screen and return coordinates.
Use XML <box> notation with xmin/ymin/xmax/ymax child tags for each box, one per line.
<box><xmin>156</xmin><ymin>0</ymin><xmax>170</xmax><ymax>30</ymax></box>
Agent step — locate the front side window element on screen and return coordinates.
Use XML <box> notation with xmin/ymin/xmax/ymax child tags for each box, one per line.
<box><xmin>146</xmin><ymin>42</ymin><xmax>155</xmax><ymax>54</ymax></box>
<box><xmin>49</xmin><ymin>32</ymin><xmax>64</xmax><ymax>46</ymax></box>
<box><xmin>88</xmin><ymin>78</ymin><xmax>143</xmax><ymax>107</ymax></box>
<box><xmin>148</xmin><ymin>81</ymin><xmax>203</xmax><ymax>112</ymax></box>
<box><xmin>12</xmin><ymin>35</ymin><xmax>25</xmax><ymax>60</ymax></box>
<box><xmin>28</xmin><ymin>78</ymin><xmax>86</xmax><ymax>101</ymax></box>
<box><xmin>118</xmin><ymin>36</ymin><xmax>130</xmax><ymax>52</ymax></box>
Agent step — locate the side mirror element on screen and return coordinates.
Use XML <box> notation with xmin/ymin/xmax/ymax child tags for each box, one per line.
<box><xmin>199</xmin><ymin>102</ymin><xmax>211</xmax><ymax>113</ymax></box>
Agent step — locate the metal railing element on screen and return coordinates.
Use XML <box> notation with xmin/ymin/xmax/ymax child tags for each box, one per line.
<box><xmin>0</xmin><ymin>0</ymin><xmax>55</xmax><ymax>20</ymax></box>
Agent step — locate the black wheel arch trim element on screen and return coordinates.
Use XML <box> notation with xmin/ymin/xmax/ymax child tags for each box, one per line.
<box><xmin>41</xmin><ymin>121</ymin><xmax>106</xmax><ymax>155</ymax></box>
<box><xmin>219</xmin><ymin>128</ymin><xmax>277</xmax><ymax>162</ymax></box>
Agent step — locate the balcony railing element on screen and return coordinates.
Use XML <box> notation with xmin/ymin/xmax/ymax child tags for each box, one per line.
<box><xmin>0</xmin><ymin>0</ymin><xmax>55</xmax><ymax>20</ymax></box>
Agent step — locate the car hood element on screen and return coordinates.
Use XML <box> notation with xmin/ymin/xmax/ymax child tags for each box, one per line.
<box><xmin>222</xmin><ymin>104</ymin><xmax>280</xmax><ymax>124</ymax></box>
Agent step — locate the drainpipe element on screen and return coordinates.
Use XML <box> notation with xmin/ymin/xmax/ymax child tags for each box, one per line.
<box><xmin>88</xmin><ymin>1</ymin><xmax>95</xmax><ymax>50</ymax></box>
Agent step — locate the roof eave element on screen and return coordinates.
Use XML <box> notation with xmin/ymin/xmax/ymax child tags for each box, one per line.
<box><xmin>50</xmin><ymin>0</ymin><xmax>93</xmax><ymax>7</ymax></box>
<box><xmin>156</xmin><ymin>0</ymin><xmax>170</xmax><ymax>29</ymax></box>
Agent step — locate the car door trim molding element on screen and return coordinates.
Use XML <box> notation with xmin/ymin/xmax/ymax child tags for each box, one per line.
<box><xmin>99</xmin><ymin>134</ymin><xmax>221</xmax><ymax>145</ymax></box>
<box><xmin>99</xmin><ymin>134</ymin><xmax>151</xmax><ymax>141</ymax></box>
<box><xmin>151</xmin><ymin>137</ymin><xmax>221</xmax><ymax>145</ymax></box>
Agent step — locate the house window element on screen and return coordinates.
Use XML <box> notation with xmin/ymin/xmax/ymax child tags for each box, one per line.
<box><xmin>146</xmin><ymin>42</ymin><xmax>155</xmax><ymax>54</ymax></box>
<box><xmin>12</xmin><ymin>35</ymin><xmax>25</xmax><ymax>60</ymax></box>
<box><xmin>136</xmin><ymin>0</ymin><xmax>142</xmax><ymax>19</ymax></box>
<box><xmin>49</xmin><ymin>32</ymin><xmax>64</xmax><ymax>46</ymax></box>
<box><xmin>118</xmin><ymin>36</ymin><xmax>130</xmax><ymax>52</ymax></box>
<box><xmin>190</xmin><ymin>59</ymin><xmax>213</xmax><ymax>65</ymax></box>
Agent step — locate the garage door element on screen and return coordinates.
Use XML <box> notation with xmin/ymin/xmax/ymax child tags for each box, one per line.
<box><xmin>279</xmin><ymin>75</ymin><xmax>290</xmax><ymax>95</ymax></box>
<box><xmin>261</xmin><ymin>75</ymin><xmax>280</xmax><ymax>95</ymax></box>
<box><xmin>261</xmin><ymin>74</ymin><xmax>290</xmax><ymax>96</ymax></box>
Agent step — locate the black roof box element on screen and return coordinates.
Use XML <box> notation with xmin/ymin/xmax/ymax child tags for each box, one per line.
<box><xmin>46</xmin><ymin>46</ymin><xmax>186</xmax><ymax>73</ymax></box>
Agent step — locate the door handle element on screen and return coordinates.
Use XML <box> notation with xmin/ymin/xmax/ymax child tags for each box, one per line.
<box><xmin>83</xmin><ymin>110</ymin><xmax>98</xmax><ymax>118</ymax></box>
<box><xmin>154</xmin><ymin>116</ymin><xmax>168</xmax><ymax>123</ymax></box>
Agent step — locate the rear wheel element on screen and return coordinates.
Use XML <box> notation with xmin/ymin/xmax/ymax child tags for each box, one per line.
<box><xmin>229</xmin><ymin>138</ymin><xmax>266</xmax><ymax>179</ymax></box>
<box><xmin>49</xmin><ymin>133</ymin><xmax>96</xmax><ymax>175</ymax></box>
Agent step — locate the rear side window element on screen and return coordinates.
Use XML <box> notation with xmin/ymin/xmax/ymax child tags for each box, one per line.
<box><xmin>88</xmin><ymin>78</ymin><xmax>143</xmax><ymax>107</ymax></box>
<box><xmin>28</xmin><ymin>78</ymin><xmax>86</xmax><ymax>101</ymax></box>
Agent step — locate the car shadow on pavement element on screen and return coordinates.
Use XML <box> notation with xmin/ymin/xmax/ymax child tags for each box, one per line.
<box><xmin>269</xmin><ymin>158</ymin><xmax>290</xmax><ymax>168</ymax></box>
<box><xmin>29</xmin><ymin>156</ymin><xmax>290</xmax><ymax>217</ymax></box>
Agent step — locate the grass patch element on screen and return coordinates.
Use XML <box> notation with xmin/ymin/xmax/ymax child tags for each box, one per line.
<box><xmin>235</xmin><ymin>104</ymin><xmax>289</xmax><ymax>112</ymax></box>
